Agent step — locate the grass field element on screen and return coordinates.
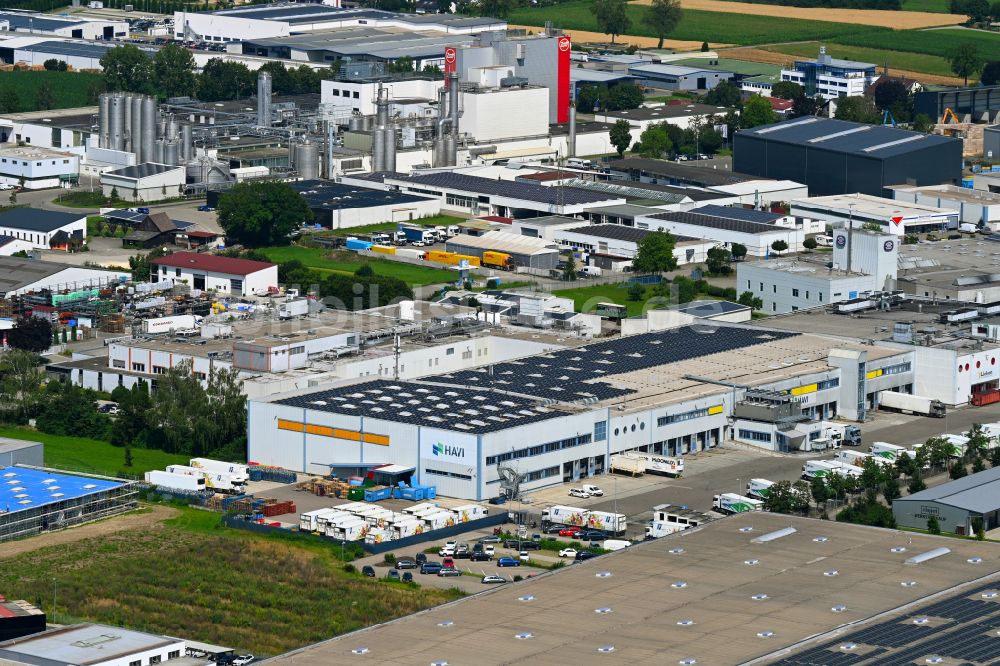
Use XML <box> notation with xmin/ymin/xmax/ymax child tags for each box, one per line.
<box><xmin>0</xmin><ymin>70</ymin><xmax>102</xmax><ymax>113</ymax></box>
<box><xmin>762</xmin><ymin>41</ymin><xmax>955</xmax><ymax>77</ymax></box>
<box><xmin>832</xmin><ymin>26</ymin><xmax>1000</xmax><ymax>60</ymax></box>
<box><xmin>553</xmin><ymin>282</ymin><xmax>650</xmax><ymax>317</ymax></box>
<box><xmin>659</xmin><ymin>0</ymin><xmax>962</xmax><ymax>28</ymax></box>
<box><xmin>509</xmin><ymin>3</ymin><xmax>882</xmax><ymax>45</ymax></box>
<box><xmin>259</xmin><ymin>245</ymin><xmax>461</xmax><ymax>286</ymax></box>
<box><xmin>0</xmin><ymin>426</ymin><xmax>189</xmax><ymax>477</ymax></box>
<box><xmin>0</xmin><ymin>506</ymin><xmax>463</xmax><ymax>656</ymax></box>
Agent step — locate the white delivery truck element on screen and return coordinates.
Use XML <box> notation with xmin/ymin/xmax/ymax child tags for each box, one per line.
<box><xmin>609</xmin><ymin>453</ymin><xmax>646</xmax><ymax>476</ymax></box>
<box><xmin>422</xmin><ymin>510</ymin><xmax>457</xmax><ymax>531</ymax></box>
<box><xmin>603</xmin><ymin>539</ymin><xmax>632</xmax><ymax>551</ymax></box>
<box><xmin>713</xmin><ymin>493</ymin><xmax>763</xmax><ymax>514</ymax></box>
<box><xmin>746</xmin><ymin>478</ymin><xmax>775</xmax><ymax>500</ymax></box>
<box><xmin>835</xmin><ymin>450</ymin><xmax>871</xmax><ymax>467</ymax></box>
<box><xmin>586</xmin><ymin>510</ymin><xmax>627</xmax><ymax>535</ymax></box>
<box><xmin>333</xmin><ymin>518</ymin><xmax>369</xmax><ymax>541</ymax></box>
<box><xmin>802</xmin><ymin>460</ymin><xmax>842</xmax><ymax>480</ymax></box>
<box><xmin>452</xmin><ymin>504</ymin><xmax>488</xmax><ymax>522</ymax></box>
<box><xmin>878</xmin><ymin>391</ymin><xmax>946</xmax><ymax>418</ymax></box>
<box><xmin>823</xmin><ymin>422</ymin><xmax>862</xmax><ymax>447</ymax></box>
<box><xmin>870</xmin><ymin>442</ymin><xmax>908</xmax><ymax>461</ymax></box>
<box><xmin>189</xmin><ymin>458</ymin><xmax>249</xmax><ymax>482</ymax></box>
<box><xmin>145</xmin><ymin>470</ymin><xmax>206</xmax><ymax>492</ymax></box>
<box><xmin>940</xmin><ymin>434</ymin><xmax>969</xmax><ymax>458</ymax></box>
<box><xmin>141</xmin><ymin>314</ymin><xmax>199</xmax><ymax>335</ymax></box>
<box><xmin>826</xmin><ymin>460</ymin><xmax>863</xmax><ymax>478</ymax></box>
<box><xmin>166</xmin><ymin>465</ymin><xmax>246</xmax><ymax>494</ymax></box>
<box><xmin>542</xmin><ymin>504</ymin><xmax>588</xmax><ymax>527</ymax></box>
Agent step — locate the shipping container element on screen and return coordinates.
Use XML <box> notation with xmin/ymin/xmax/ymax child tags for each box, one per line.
<box><xmin>425</xmin><ymin>250</ymin><xmax>481</xmax><ymax>267</ymax></box>
<box><xmin>422</xmin><ymin>510</ymin><xmax>457</xmax><ymax>531</ymax></box>
<box><xmin>482</xmin><ymin>251</ymin><xmax>514</xmax><ymax>270</ymax></box>
<box><xmin>345</xmin><ymin>238</ymin><xmax>373</xmax><ymax>251</ymax></box>
<box><xmin>371</xmin><ymin>245</ymin><xmax>396</xmax><ymax>256</ymax></box>
<box><xmin>141</xmin><ymin>314</ymin><xmax>199</xmax><ymax>334</ymax></box>
<box><xmin>451</xmin><ymin>504</ymin><xmax>489</xmax><ymax>522</ymax></box>
<box><xmin>396</xmin><ymin>247</ymin><xmax>426</xmax><ymax>261</ymax></box>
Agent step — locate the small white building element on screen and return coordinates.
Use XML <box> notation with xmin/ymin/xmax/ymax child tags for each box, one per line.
<box><xmin>321</xmin><ymin>77</ymin><xmax>441</xmax><ymax>116</ymax></box>
<box><xmin>791</xmin><ymin>193</ymin><xmax>959</xmax><ymax>236</ymax></box>
<box><xmin>0</xmin><ymin>623</ymin><xmax>187</xmax><ymax>666</ymax></box>
<box><xmin>0</xmin><ymin>208</ymin><xmax>86</xmax><ymax>252</ymax></box>
<box><xmin>635</xmin><ymin>210</ymin><xmax>804</xmax><ymax>257</ymax></box>
<box><xmin>736</xmin><ymin>228</ymin><xmax>899</xmax><ymax>314</ymax></box>
<box><xmin>101</xmin><ymin>163</ymin><xmax>186</xmax><ymax>203</ymax></box>
<box><xmin>150</xmin><ymin>252</ymin><xmax>278</xmax><ymax>296</ymax></box>
<box><xmin>0</xmin><ymin>145</ymin><xmax>79</xmax><ymax>189</ymax></box>
<box><xmin>553</xmin><ymin>223</ymin><xmax>715</xmax><ymax>268</ymax></box>
<box><xmin>0</xmin><ymin>11</ymin><xmax>128</xmax><ymax>39</ymax></box>
<box><xmin>779</xmin><ymin>46</ymin><xmax>877</xmax><ymax>101</ymax></box>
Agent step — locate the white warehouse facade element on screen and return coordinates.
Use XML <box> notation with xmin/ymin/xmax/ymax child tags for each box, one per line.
<box><xmin>150</xmin><ymin>252</ymin><xmax>278</xmax><ymax>296</ymax></box>
<box><xmin>248</xmin><ymin>324</ymin><xmax>915</xmax><ymax>499</ymax></box>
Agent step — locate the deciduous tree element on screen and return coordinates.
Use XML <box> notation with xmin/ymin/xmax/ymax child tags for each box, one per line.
<box><xmin>217</xmin><ymin>181</ymin><xmax>313</xmax><ymax>248</ymax></box>
<box><xmin>633</xmin><ymin>230</ymin><xmax>678</xmax><ymax>273</ymax></box>
<box><xmin>153</xmin><ymin>44</ymin><xmax>197</xmax><ymax>99</ymax></box>
<box><xmin>609</xmin><ymin>119</ymin><xmax>633</xmax><ymax>157</ymax></box>
<box><xmin>592</xmin><ymin>0</ymin><xmax>631</xmax><ymax>43</ymax></box>
<box><xmin>950</xmin><ymin>43</ymin><xmax>984</xmax><ymax>85</ymax></box>
<box><xmin>7</xmin><ymin>315</ymin><xmax>52</xmax><ymax>353</ymax></box>
<box><xmin>99</xmin><ymin>44</ymin><xmax>153</xmax><ymax>93</ymax></box>
<box><xmin>741</xmin><ymin>95</ymin><xmax>777</xmax><ymax>128</ymax></box>
<box><xmin>643</xmin><ymin>0</ymin><xmax>682</xmax><ymax>49</ymax></box>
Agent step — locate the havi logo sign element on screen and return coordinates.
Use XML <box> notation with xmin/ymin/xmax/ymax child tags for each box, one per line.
<box><xmin>432</xmin><ymin>442</ymin><xmax>465</xmax><ymax>458</ymax></box>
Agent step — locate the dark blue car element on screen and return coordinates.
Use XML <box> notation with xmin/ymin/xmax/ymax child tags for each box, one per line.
<box><xmin>420</xmin><ymin>561</ymin><xmax>443</xmax><ymax>574</ymax></box>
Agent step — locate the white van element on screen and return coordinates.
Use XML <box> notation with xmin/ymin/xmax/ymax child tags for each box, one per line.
<box><xmin>814</xmin><ymin>235</ymin><xmax>834</xmax><ymax>247</ymax></box>
<box><xmin>566</xmin><ymin>158</ymin><xmax>593</xmax><ymax>169</ymax></box>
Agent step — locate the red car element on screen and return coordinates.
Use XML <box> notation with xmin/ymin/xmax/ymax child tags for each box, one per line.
<box><xmin>559</xmin><ymin>527</ymin><xmax>582</xmax><ymax>537</ymax></box>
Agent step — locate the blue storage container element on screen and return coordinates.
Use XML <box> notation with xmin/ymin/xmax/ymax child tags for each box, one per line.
<box><xmin>345</xmin><ymin>239</ymin><xmax>373</xmax><ymax>251</ymax></box>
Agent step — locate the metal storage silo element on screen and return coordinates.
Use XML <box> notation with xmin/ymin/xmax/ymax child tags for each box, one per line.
<box><xmin>372</xmin><ymin>129</ymin><xmax>385</xmax><ymax>173</ymax></box>
<box><xmin>130</xmin><ymin>95</ymin><xmax>142</xmax><ymax>157</ymax></box>
<box><xmin>98</xmin><ymin>93</ymin><xmax>110</xmax><ymax>148</ymax></box>
<box><xmin>123</xmin><ymin>94</ymin><xmax>133</xmax><ymax>152</ymax></box>
<box><xmin>257</xmin><ymin>71</ymin><xmax>272</xmax><ymax>128</ymax></box>
<box><xmin>348</xmin><ymin>115</ymin><xmax>364</xmax><ymax>131</ymax></box>
<box><xmin>444</xmin><ymin>135</ymin><xmax>457</xmax><ymax>167</ymax></box>
<box><xmin>206</xmin><ymin>160</ymin><xmax>230</xmax><ymax>184</ymax></box>
<box><xmin>185</xmin><ymin>160</ymin><xmax>205</xmax><ymax>184</ymax></box>
<box><xmin>180</xmin><ymin>124</ymin><xmax>193</xmax><ymax>161</ymax></box>
<box><xmin>164</xmin><ymin>141</ymin><xmax>180</xmax><ymax>166</ymax></box>
<box><xmin>383</xmin><ymin>127</ymin><xmax>396</xmax><ymax>173</ymax></box>
<box><xmin>154</xmin><ymin>139</ymin><xmax>165</xmax><ymax>164</ymax></box>
<box><xmin>168</xmin><ymin>117</ymin><xmax>179</xmax><ymax>142</ymax></box>
<box><xmin>109</xmin><ymin>94</ymin><xmax>125</xmax><ymax>151</ymax></box>
<box><xmin>363</xmin><ymin>115</ymin><xmax>375</xmax><ymax>131</ymax></box>
<box><xmin>141</xmin><ymin>96</ymin><xmax>156</xmax><ymax>163</ymax></box>
<box><xmin>287</xmin><ymin>142</ymin><xmax>297</xmax><ymax>169</ymax></box>
<box><xmin>297</xmin><ymin>140</ymin><xmax>319</xmax><ymax>180</ymax></box>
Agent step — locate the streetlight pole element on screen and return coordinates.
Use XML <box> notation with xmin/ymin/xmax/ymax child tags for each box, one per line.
<box><xmin>52</xmin><ymin>579</ymin><xmax>56</xmax><ymax>622</ymax></box>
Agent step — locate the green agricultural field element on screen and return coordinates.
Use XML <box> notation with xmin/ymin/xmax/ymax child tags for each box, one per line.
<box><xmin>0</xmin><ymin>426</ymin><xmax>189</xmax><ymax>477</ymax></box>
<box><xmin>509</xmin><ymin>3</ymin><xmax>883</xmax><ymax>45</ymax></box>
<box><xmin>258</xmin><ymin>245</ymin><xmax>461</xmax><ymax>285</ymax></box>
<box><xmin>0</xmin><ymin>70</ymin><xmax>103</xmax><ymax>113</ymax></box>
<box><xmin>832</xmin><ymin>27</ymin><xmax>1000</xmax><ymax>61</ymax></box>
<box><xmin>763</xmin><ymin>41</ymin><xmax>955</xmax><ymax>77</ymax></box>
<box><xmin>900</xmin><ymin>0</ymin><xmax>952</xmax><ymax>11</ymax></box>
<box><xmin>0</xmin><ymin>507</ymin><xmax>463</xmax><ymax>656</ymax></box>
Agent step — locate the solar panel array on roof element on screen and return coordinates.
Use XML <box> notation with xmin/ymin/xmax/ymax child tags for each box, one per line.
<box><xmin>692</xmin><ymin>204</ymin><xmax>783</xmax><ymax>224</ymax></box>
<box><xmin>647</xmin><ymin>211</ymin><xmax>782</xmax><ymax>235</ymax></box>
<box><xmin>289</xmin><ymin>179</ymin><xmax>433</xmax><ymax>210</ymax></box>
<box><xmin>16</xmin><ymin>40</ymin><xmax>154</xmax><ymax>59</ymax></box>
<box><xmin>422</xmin><ymin>326</ymin><xmax>799</xmax><ymax>402</ymax></box>
<box><xmin>741</xmin><ymin>117</ymin><xmax>955</xmax><ymax>158</ymax></box>
<box><xmin>395</xmin><ymin>172</ymin><xmax>618</xmax><ymax>206</ymax></box>
<box><xmin>272</xmin><ymin>379</ymin><xmax>562</xmax><ymax>434</ymax></box>
<box><xmin>773</xmin><ymin>582</ymin><xmax>1000</xmax><ymax>666</ymax></box>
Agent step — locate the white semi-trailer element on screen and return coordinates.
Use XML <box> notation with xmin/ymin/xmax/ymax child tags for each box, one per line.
<box><xmin>879</xmin><ymin>391</ymin><xmax>946</xmax><ymax>418</ymax></box>
<box><xmin>145</xmin><ymin>470</ymin><xmax>206</xmax><ymax>492</ymax></box>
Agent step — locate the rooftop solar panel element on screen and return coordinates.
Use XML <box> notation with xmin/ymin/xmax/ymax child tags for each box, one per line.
<box><xmin>393</xmin><ymin>172</ymin><xmax>618</xmax><ymax>206</ymax></box>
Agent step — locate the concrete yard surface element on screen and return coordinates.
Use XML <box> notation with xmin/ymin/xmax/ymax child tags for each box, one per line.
<box><xmin>265</xmin><ymin>513</ymin><xmax>1000</xmax><ymax>666</ymax></box>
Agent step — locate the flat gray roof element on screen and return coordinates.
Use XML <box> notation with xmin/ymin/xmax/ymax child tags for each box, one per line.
<box><xmin>0</xmin><ymin>624</ymin><xmax>181</xmax><ymax>666</ymax></box>
<box><xmin>265</xmin><ymin>513</ymin><xmax>1000</xmax><ymax>665</ymax></box>
<box><xmin>898</xmin><ymin>466</ymin><xmax>1000</xmax><ymax>513</ymax></box>
<box><xmin>0</xmin><ymin>438</ymin><xmax>41</xmax><ymax>455</ymax></box>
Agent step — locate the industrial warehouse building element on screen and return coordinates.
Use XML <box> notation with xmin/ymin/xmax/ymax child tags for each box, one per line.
<box><xmin>0</xmin><ymin>208</ymin><xmax>86</xmax><ymax>252</ymax></box>
<box><xmin>248</xmin><ymin>324</ymin><xmax>915</xmax><ymax>499</ymax></box>
<box><xmin>0</xmin><ymin>256</ymin><xmax>129</xmax><ymax>298</ymax></box>
<box><xmin>636</xmin><ymin>210</ymin><xmax>804</xmax><ymax>256</ymax></box>
<box><xmin>101</xmin><ymin>163</ymin><xmax>186</xmax><ymax>203</ymax></box>
<box><xmin>445</xmin><ymin>230</ymin><xmax>560</xmax><ymax>270</ymax></box>
<box><xmin>913</xmin><ymin>85</ymin><xmax>1000</xmax><ymax>123</ymax></box>
<box><xmin>0</xmin><ymin>623</ymin><xmax>190</xmax><ymax>666</ymax></box>
<box><xmin>0</xmin><ymin>439</ymin><xmax>42</xmax><ymax>468</ymax></box>
<box><xmin>0</xmin><ymin>145</ymin><xmax>79</xmax><ymax>190</ymax></box>
<box><xmin>790</xmin><ymin>193</ymin><xmax>959</xmax><ymax>235</ymax></box>
<box><xmin>288</xmin><ymin>180</ymin><xmax>440</xmax><ymax>229</ymax></box>
<box><xmin>893</xmin><ymin>467</ymin><xmax>1000</xmax><ymax>534</ymax></box>
<box><xmin>553</xmin><ymin>223</ymin><xmax>714</xmax><ymax>268</ymax></box>
<box><xmin>150</xmin><ymin>252</ymin><xmax>277</xmax><ymax>297</ymax></box>
<box><xmin>734</xmin><ymin>117</ymin><xmax>963</xmax><ymax>196</ymax></box>
<box><xmin>0</xmin><ymin>467</ymin><xmax>138</xmax><ymax>542</ymax></box>
<box><xmin>0</xmin><ymin>11</ymin><xmax>126</xmax><ymax>39</ymax></box>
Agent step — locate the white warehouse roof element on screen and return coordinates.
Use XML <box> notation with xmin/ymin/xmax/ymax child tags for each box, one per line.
<box><xmin>448</xmin><ymin>231</ymin><xmax>559</xmax><ymax>256</ymax></box>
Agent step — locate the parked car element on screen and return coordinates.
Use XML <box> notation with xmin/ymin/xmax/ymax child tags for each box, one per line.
<box><xmin>478</xmin><ymin>535</ymin><xmax>501</xmax><ymax>544</ymax></box>
<box><xmin>569</xmin><ymin>488</ymin><xmax>591</xmax><ymax>498</ymax></box>
<box><xmin>470</xmin><ymin>551</ymin><xmax>493</xmax><ymax>562</ymax></box>
<box><xmin>402</xmin><ymin>572</ymin><xmax>413</xmax><ymax>583</ymax></box>
<box><xmin>484</xmin><ymin>544</ymin><xmax>495</xmax><ymax>557</ymax></box>
<box><xmin>420</xmin><ymin>561</ymin><xmax>443</xmax><ymax>574</ymax></box>
<box><xmin>482</xmin><ymin>574</ymin><xmax>507</xmax><ymax>584</ymax></box>
<box><xmin>396</xmin><ymin>559</ymin><xmax>417</xmax><ymax>569</ymax></box>
<box><xmin>575</xmin><ymin>551</ymin><xmax>598</xmax><ymax>562</ymax></box>
<box><xmin>415</xmin><ymin>552</ymin><xmax>427</xmax><ymax>564</ymax></box>
<box><xmin>559</xmin><ymin>527</ymin><xmax>582</xmax><ymax>537</ymax></box>
<box><xmin>543</xmin><ymin>525</ymin><xmax>564</xmax><ymax>534</ymax></box>
<box><xmin>362</xmin><ymin>565</ymin><xmax>375</xmax><ymax>577</ymax></box>
<box><xmin>519</xmin><ymin>550</ymin><xmax>530</xmax><ymax>562</ymax></box>
<box><xmin>386</xmin><ymin>569</ymin><xmax>400</xmax><ymax>580</ymax></box>
<box><xmin>581</xmin><ymin>485</ymin><xmax>604</xmax><ymax>496</ymax></box>
<box><xmin>504</xmin><ymin>540</ymin><xmax>540</xmax><ymax>550</ymax></box>
<box><xmin>559</xmin><ymin>548</ymin><xmax>578</xmax><ymax>558</ymax></box>
<box><xmin>231</xmin><ymin>656</ymin><xmax>255</xmax><ymax>666</ymax></box>
<box><xmin>197</xmin><ymin>204</ymin><xmax>215</xmax><ymax>212</ymax></box>
<box><xmin>439</xmin><ymin>546</ymin><xmax>455</xmax><ymax>557</ymax></box>
<box><xmin>497</xmin><ymin>556</ymin><xmax>521</xmax><ymax>567</ymax></box>
<box><xmin>438</xmin><ymin>567</ymin><xmax>462</xmax><ymax>577</ymax></box>
<box><xmin>442</xmin><ymin>557</ymin><xmax>454</xmax><ymax>569</ymax></box>
<box><xmin>97</xmin><ymin>403</ymin><xmax>120</xmax><ymax>414</ymax></box>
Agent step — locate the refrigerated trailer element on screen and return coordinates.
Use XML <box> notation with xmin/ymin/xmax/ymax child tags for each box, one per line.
<box><xmin>542</xmin><ymin>504</ymin><xmax>588</xmax><ymax>527</ymax></box>
<box><xmin>713</xmin><ymin>493</ymin><xmax>763</xmax><ymax>514</ymax></box>
<box><xmin>609</xmin><ymin>453</ymin><xmax>646</xmax><ymax>476</ymax></box>
<box><xmin>189</xmin><ymin>458</ymin><xmax>249</xmax><ymax>481</ymax></box>
<box><xmin>746</xmin><ymin>478</ymin><xmax>774</xmax><ymax>500</ymax></box>
<box><xmin>870</xmin><ymin>442</ymin><xmax>908</xmax><ymax>461</ymax></box>
<box><xmin>586</xmin><ymin>510</ymin><xmax>627</xmax><ymax>535</ymax></box>
<box><xmin>165</xmin><ymin>465</ymin><xmax>246</xmax><ymax>493</ymax></box>
<box><xmin>145</xmin><ymin>470</ymin><xmax>206</xmax><ymax>492</ymax></box>
<box><xmin>879</xmin><ymin>391</ymin><xmax>946</xmax><ymax>418</ymax></box>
